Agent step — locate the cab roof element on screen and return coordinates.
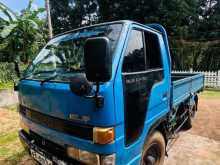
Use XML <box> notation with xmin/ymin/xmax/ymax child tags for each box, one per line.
<box><xmin>53</xmin><ymin>20</ymin><xmax>161</xmax><ymax>39</ymax></box>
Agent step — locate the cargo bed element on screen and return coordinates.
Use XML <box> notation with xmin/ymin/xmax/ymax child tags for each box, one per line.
<box><xmin>171</xmin><ymin>72</ymin><xmax>204</xmax><ymax>108</ymax></box>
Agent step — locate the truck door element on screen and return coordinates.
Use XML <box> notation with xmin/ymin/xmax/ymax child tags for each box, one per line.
<box><xmin>120</xmin><ymin>27</ymin><xmax>169</xmax><ymax>162</ymax></box>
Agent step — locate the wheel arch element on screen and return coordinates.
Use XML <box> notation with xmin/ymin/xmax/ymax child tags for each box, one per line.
<box><xmin>146</xmin><ymin>116</ymin><xmax>169</xmax><ymax>145</ymax></box>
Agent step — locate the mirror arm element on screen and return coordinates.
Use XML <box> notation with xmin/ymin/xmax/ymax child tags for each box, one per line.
<box><xmin>95</xmin><ymin>82</ymin><xmax>100</xmax><ymax>97</ymax></box>
<box><xmin>94</xmin><ymin>82</ymin><xmax>104</xmax><ymax>108</ymax></box>
<box><xmin>83</xmin><ymin>82</ymin><xmax>104</xmax><ymax>108</ymax></box>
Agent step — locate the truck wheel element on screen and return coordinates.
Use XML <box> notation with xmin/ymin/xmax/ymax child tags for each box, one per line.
<box><xmin>141</xmin><ymin>131</ymin><xmax>165</xmax><ymax>165</ymax></box>
<box><xmin>182</xmin><ymin>113</ymin><xmax>192</xmax><ymax>130</ymax></box>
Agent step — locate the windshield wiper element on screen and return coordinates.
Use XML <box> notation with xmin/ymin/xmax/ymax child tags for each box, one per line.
<box><xmin>21</xmin><ymin>70</ymin><xmax>56</xmax><ymax>80</ymax></box>
<box><xmin>40</xmin><ymin>73</ymin><xmax>58</xmax><ymax>86</ymax></box>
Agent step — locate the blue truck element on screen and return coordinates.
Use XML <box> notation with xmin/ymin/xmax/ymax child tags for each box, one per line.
<box><xmin>17</xmin><ymin>20</ymin><xmax>204</xmax><ymax>165</ymax></box>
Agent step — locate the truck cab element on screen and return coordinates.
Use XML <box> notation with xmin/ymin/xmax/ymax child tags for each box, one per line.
<box><xmin>18</xmin><ymin>20</ymin><xmax>204</xmax><ymax>165</ymax></box>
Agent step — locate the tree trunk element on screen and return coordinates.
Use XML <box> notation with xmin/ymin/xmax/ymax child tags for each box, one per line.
<box><xmin>45</xmin><ymin>0</ymin><xmax>53</xmax><ymax>39</ymax></box>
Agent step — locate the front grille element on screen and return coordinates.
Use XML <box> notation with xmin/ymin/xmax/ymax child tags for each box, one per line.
<box><xmin>19</xmin><ymin>105</ymin><xmax>93</xmax><ymax>140</ymax></box>
<box><xmin>21</xmin><ymin>130</ymin><xmax>85</xmax><ymax>164</ymax></box>
<box><xmin>30</xmin><ymin>131</ymin><xmax>66</xmax><ymax>157</ymax></box>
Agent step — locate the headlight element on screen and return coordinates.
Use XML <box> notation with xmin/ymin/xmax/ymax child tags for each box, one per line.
<box><xmin>79</xmin><ymin>150</ymin><xmax>100</xmax><ymax>165</ymax></box>
<box><xmin>67</xmin><ymin>146</ymin><xmax>79</xmax><ymax>159</ymax></box>
<box><xmin>101</xmin><ymin>154</ymin><xmax>116</xmax><ymax>165</ymax></box>
<box><xmin>67</xmin><ymin>146</ymin><xmax>100</xmax><ymax>165</ymax></box>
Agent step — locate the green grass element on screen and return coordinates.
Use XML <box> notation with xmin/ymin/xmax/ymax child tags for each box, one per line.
<box><xmin>0</xmin><ymin>132</ymin><xmax>18</xmax><ymax>145</ymax></box>
<box><xmin>200</xmin><ymin>90</ymin><xmax>220</xmax><ymax>98</ymax></box>
<box><xmin>3</xmin><ymin>150</ymin><xmax>27</xmax><ymax>165</ymax></box>
<box><xmin>0</xmin><ymin>130</ymin><xmax>28</xmax><ymax>165</ymax></box>
<box><xmin>0</xmin><ymin>82</ymin><xmax>14</xmax><ymax>89</ymax></box>
<box><xmin>0</xmin><ymin>108</ymin><xmax>30</xmax><ymax>165</ymax></box>
<box><xmin>2</xmin><ymin>104</ymin><xmax>18</xmax><ymax>112</ymax></box>
<box><xmin>0</xmin><ymin>147</ymin><xmax>11</xmax><ymax>157</ymax></box>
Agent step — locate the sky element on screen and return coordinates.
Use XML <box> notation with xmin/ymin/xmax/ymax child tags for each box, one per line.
<box><xmin>0</xmin><ymin>0</ymin><xmax>45</xmax><ymax>14</ymax></box>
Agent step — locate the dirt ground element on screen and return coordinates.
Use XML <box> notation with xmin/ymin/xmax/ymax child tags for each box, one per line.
<box><xmin>0</xmin><ymin>92</ymin><xmax>220</xmax><ymax>165</ymax></box>
<box><xmin>165</xmin><ymin>97</ymin><xmax>220</xmax><ymax>165</ymax></box>
<box><xmin>0</xmin><ymin>90</ymin><xmax>18</xmax><ymax>107</ymax></box>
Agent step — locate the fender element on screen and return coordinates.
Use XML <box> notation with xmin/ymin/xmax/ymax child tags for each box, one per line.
<box><xmin>145</xmin><ymin>114</ymin><xmax>169</xmax><ymax>144</ymax></box>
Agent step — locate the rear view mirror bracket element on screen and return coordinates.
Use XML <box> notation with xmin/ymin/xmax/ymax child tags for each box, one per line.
<box><xmin>83</xmin><ymin>82</ymin><xmax>104</xmax><ymax>108</ymax></box>
<box><xmin>69</xmin><ymin>75</ymin><xmax>104</xmax><ymax>108</ymax></box>
<box><xmin>94</xmin><ymin>82</ymin><xmax>104</xmax><ymax>108</ymax></box>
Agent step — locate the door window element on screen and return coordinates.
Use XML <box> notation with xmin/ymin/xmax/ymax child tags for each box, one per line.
<box><xmin>144</xmin><ymin>31</ymin><xmax>163</xmax><ymax>70</ymax></box>
<box><xmin>122</xmin><ymin>30</ymin><xmax>145</xmax><ymax>73</ymax></box>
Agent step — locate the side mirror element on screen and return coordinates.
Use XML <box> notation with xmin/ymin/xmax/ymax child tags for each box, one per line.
<box><xmin>69</xmin><ymin>74</ymin><xmax>92</xmax><ymax>96</ymax></box>
<box><xmin>84</xmin><ymin>37</ymin><xmax>112</xmax><ymax>83</ymax></box>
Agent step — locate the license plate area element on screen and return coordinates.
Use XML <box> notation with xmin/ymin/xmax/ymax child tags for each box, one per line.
<box><xmin>30</xmin><ymin>148</ymin><xmax>53</xmax><ymax>165</ymax></box>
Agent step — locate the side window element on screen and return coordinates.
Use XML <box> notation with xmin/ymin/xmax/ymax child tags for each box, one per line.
<box><xmin>122</xmin><ymin>30</ymin><xmax>145</xmax><ymax>72</ymax></box>
<box><xmin>144</xmin><ymin>31</ymin><xmax>163</xmax><ymax>69</ymax></box>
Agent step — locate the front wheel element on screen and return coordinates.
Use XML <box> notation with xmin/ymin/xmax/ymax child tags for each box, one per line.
<box><xmin>141</xmin><ymin>131</ymin><xmax>165</xmax><ymax>165</ymax></box>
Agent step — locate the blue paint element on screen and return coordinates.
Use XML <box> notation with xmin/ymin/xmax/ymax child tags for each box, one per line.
<box><xmin>18</xmin><ymin>20</ymin><xmax>204</xmax><ymax>165</ymax></box>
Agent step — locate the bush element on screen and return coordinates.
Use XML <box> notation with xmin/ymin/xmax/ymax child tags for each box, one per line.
<box><xmin>0</xmin><ymin>62</ymin><xmax>17</xmax><ymax>83</ymax></box>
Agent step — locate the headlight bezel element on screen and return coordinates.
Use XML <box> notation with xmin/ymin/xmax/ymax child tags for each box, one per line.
<box><xmin>101</xmin><ymin>154</ymin><xmax>116</xmax><ymax>165</ymax></box>
<box><xmin>67</xmin><ymin>146</ymin><xmax>100</xmax><ymax>165</ymax></box>
<box><xmin>67</xmin><ymin>146</ymin><xmax>116</xmax><ymax>165</ymax></box>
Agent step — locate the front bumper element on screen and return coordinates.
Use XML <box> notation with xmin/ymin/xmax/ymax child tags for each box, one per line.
<box><xmin>19</xmin><ymin>130</ymin><xmax>116</xmax><ymax>165</ymax></box>
<box><xmin>19</xmin><ymin>130</ymin><xmax>85</xmax><ymax>165</ymax></box>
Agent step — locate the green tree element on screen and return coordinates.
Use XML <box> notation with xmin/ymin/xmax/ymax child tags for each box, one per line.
<box><xmin>50</xmin><ymin>0</ymin><xmax>98</xmax><ymax>35</ymax></box>
<box><xmin>97</xmin><ymin>0</ymin><xmax>198</xmax><ymax>38</ymax></box>
<box><xmin>196</xmin><ymin>0</ymin><xmax>220</xmax><ymax>40</ymax></box>
<box><xmin>0</xmin><ymin>0</ymin><xmax>46</xmax><ymax>63</ymax></box>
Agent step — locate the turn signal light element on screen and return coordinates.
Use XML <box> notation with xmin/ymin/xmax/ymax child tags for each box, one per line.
<box><xmin>93</xmin><ymin>127</ymin><xmax>114</xmax><ymax>144</ymax></box>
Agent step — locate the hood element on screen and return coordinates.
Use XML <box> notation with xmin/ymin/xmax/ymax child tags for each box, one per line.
<box><xmin>18</xmin><ymin>79</ymin><xmax>115</xmax><ymax>127</ymax></box>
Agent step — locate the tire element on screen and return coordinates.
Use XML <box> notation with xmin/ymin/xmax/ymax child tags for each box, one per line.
<box><xmin>141</xmin><ymin>131</ymin><xmax>165</xmax><ymax>165</ymax></box>
<box><xmin>182</xmin><ymin>112</ymin><xmax>192</xmax><ymax>130</ymax></box>
<box><xmin>194</xmin><ymin>95</ymin><xmax>198</xmax><ymax>111</ymax></box>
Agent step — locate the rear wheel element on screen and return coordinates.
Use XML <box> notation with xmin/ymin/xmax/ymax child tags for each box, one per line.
<box><xmin>182</xmin><ymin>112</ymin><xmax>192</xmax><ymax>130</ymax></box>
<box><xmin>141</xmin><ymin>131</ymin><xmax>165</xmax><ymax>165</ymax></box>
<box><xmin>182</xmin><ymin>102</ymin><xmax>197</xmax><ymax>130</ymax></box>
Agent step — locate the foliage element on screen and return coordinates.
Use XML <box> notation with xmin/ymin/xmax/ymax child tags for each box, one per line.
<box><xmin>49</xmin><ymin>0</ymin><xmax>220</xmax><ymax>71</ymax></box>
<box><xmin>196</xmin><ymin>0</ymin><xmax>220</xmax><ymax>40</ymax></box>
<box><xmin>0</xmin><ymin>82</ymin><xmax>14</xmax><ymax>89</ymax></box>
<box><xmin>0</xmin><ymin>0</ymin><xmax>47</xmax><ymax>63</ymax></box>
<box><xmin>0</xmin><ymin>62</ymin><xmax>28</xmax><ymax>89</ymax></box>
<box><xmin>50</xmin><ymin>0</ymin><xmax>98</xmax><ymax>35</ymax></box>
<box><xmin>0</xmin><ymin>0</ymin><xmax>219</xmax><ymax>72</ymax></box>
<box><xmin>171</xmin><ymin>40</ymin><xmax>220</xmax><ymax>71</ymax></box>
<box><xmin>0</xmin><ymin>62</ymin><xmax>17</xmax><ymax>83</ymax></box>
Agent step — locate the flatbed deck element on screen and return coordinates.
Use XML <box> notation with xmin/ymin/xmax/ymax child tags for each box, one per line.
<box><xmin>171</xmin><ymin>72</ymin><xmax>204</xmax><ymax>108</ymax></box>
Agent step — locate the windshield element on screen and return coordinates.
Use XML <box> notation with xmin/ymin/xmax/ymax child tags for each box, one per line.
<box><xmin>23</xmin><ymin>23</ymin><xmax>123</xmax><ymax>82</ymax></box>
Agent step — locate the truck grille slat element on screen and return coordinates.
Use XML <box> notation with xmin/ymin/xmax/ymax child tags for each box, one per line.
<box><xmin>19</xmin><ymin>105</ymin><xmax>93</xmax><ymax>140</ymax></box>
